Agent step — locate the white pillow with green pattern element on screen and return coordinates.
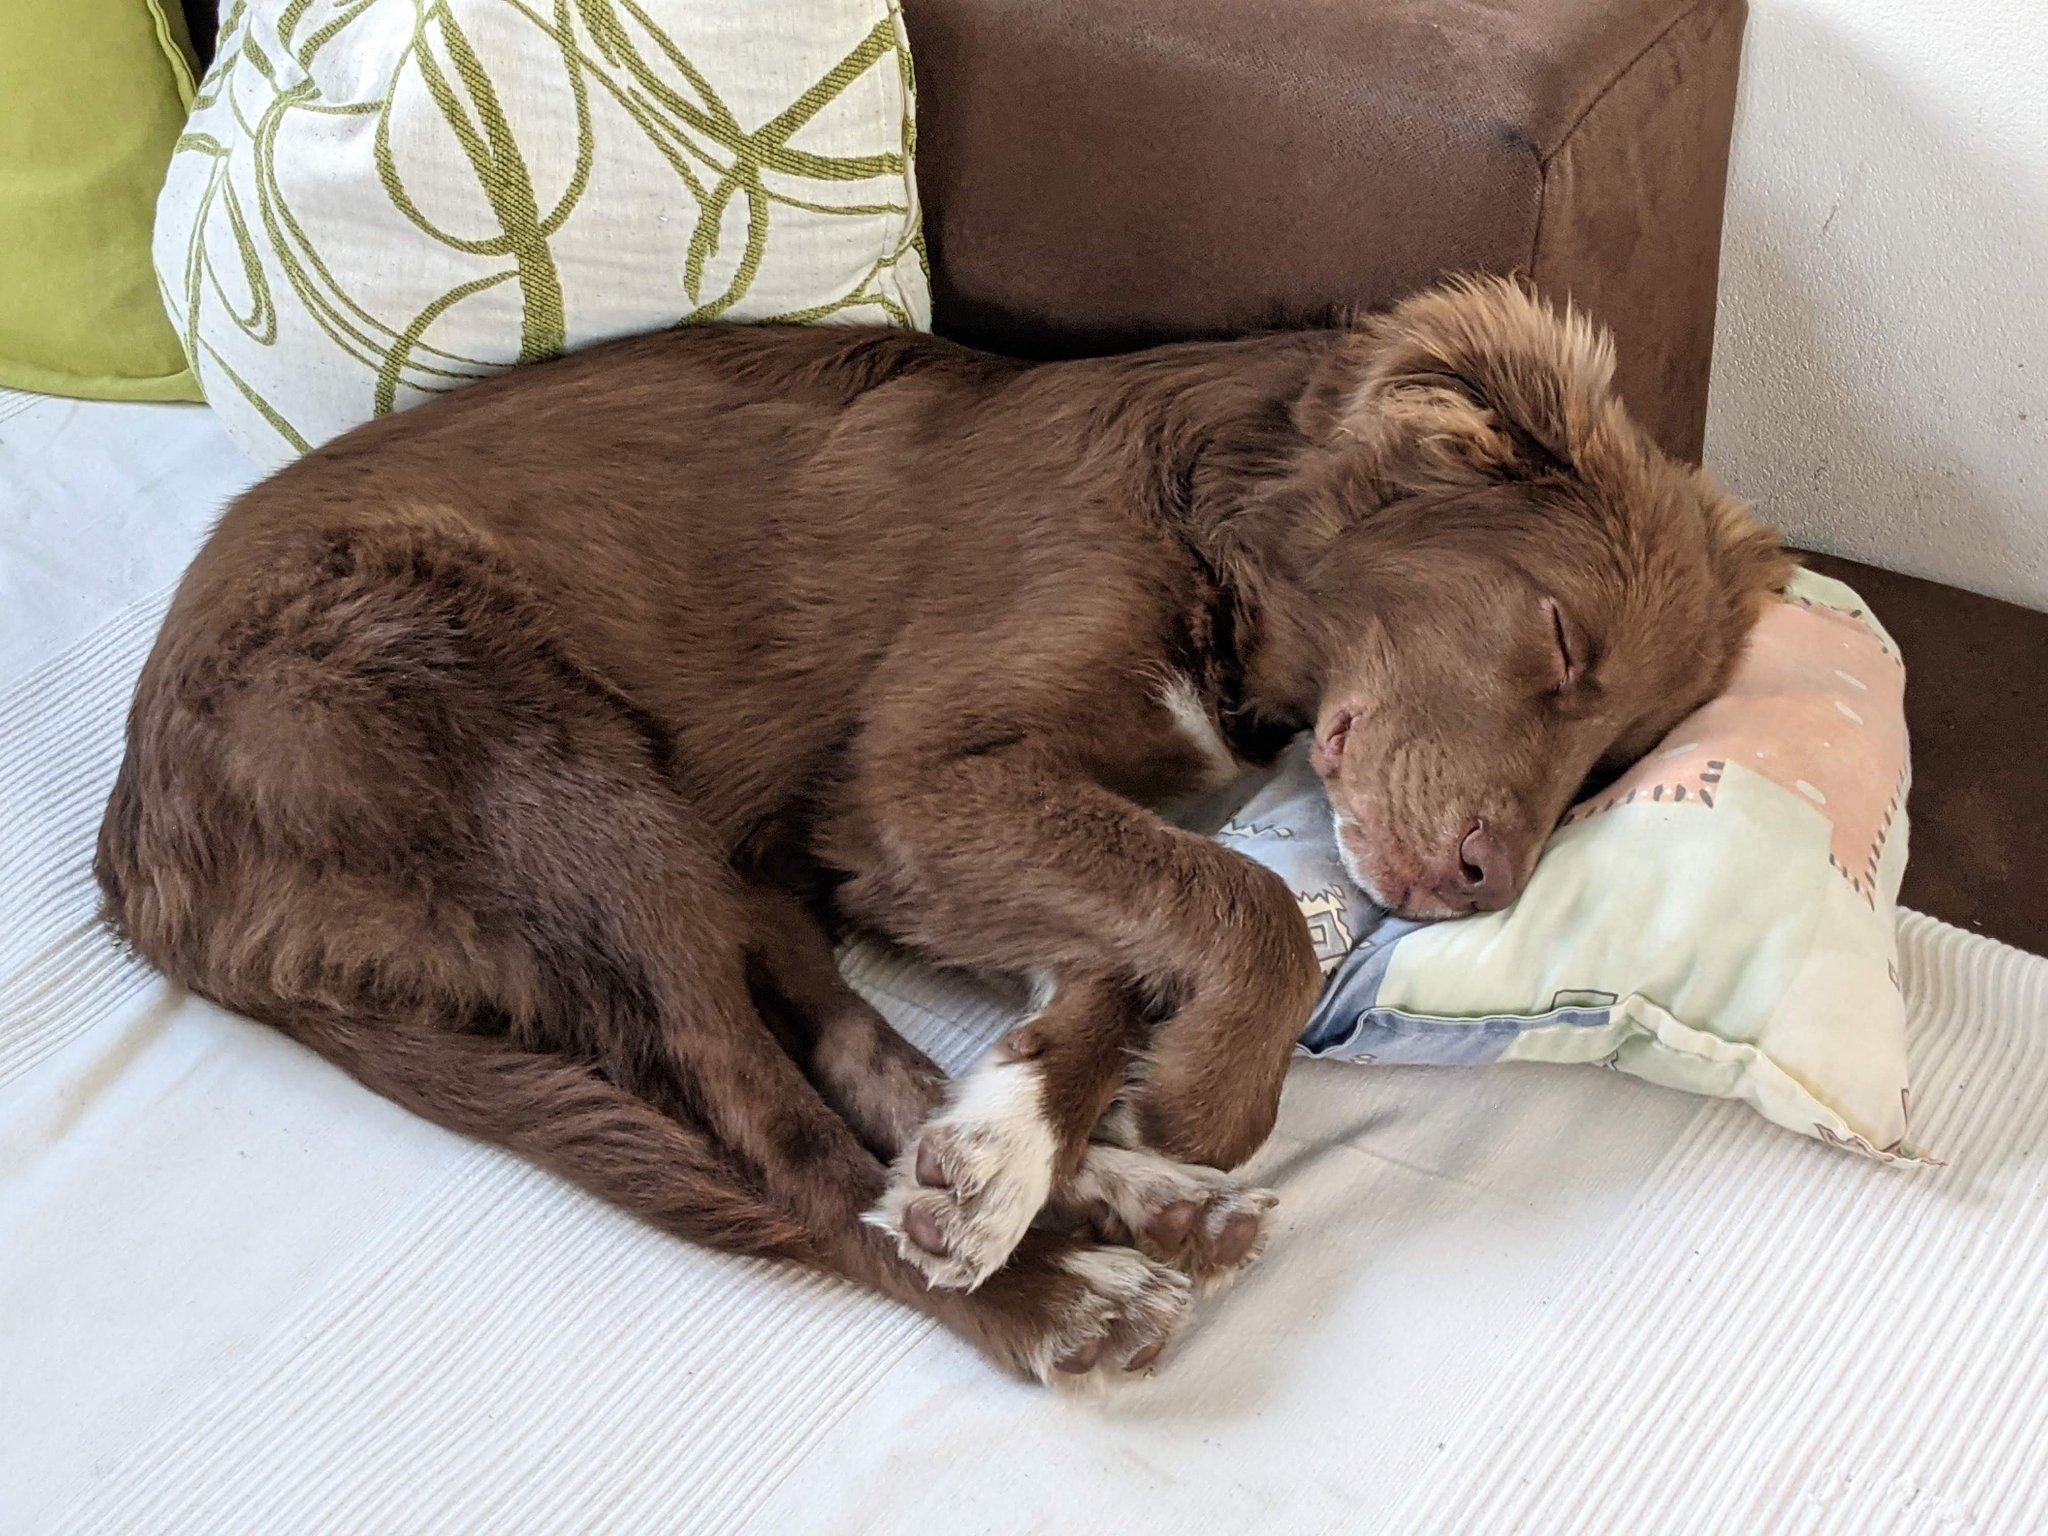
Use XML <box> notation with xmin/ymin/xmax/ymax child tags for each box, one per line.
<box><xmin>156</xmin><ymin>0</ymin><xmax>928</xmax><ymax>467</ymax></box>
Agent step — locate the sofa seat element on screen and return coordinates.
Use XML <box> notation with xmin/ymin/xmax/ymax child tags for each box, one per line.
<box><xmin>1802</xmin><ymin>554</ymin><xmax>2046</xmax><ymax>953</ymax></box>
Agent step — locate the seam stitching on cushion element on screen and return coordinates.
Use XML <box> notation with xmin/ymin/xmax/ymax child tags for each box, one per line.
<box><xmin>1529</xmin><ymin>0</ymin><xmax>1729</xmax><ymax>285</ymax></box>
<box><xmin>142</xmin><ymin>0</ymin><xmax>201</xmax><ymax>103</ymax></box>
<box><xmin>1537</xmin><ymin>0</ymin><xmax>1724</xmax><ymax>169</ymax></box>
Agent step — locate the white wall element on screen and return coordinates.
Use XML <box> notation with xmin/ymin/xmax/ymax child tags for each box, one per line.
<box><xmin>1704</xmin><ymin>0</ymin><xmax>2048</xmax><ymax>611</ymax></box>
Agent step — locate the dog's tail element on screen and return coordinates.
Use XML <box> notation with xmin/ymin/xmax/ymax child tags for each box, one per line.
<box><xmin>263</xmin><ymin>1002</ymin><xmax>816</xmax><ymax>1263</ymax></box>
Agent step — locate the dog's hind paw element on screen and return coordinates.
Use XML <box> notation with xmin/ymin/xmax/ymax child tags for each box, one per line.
<box><xmin>964</xmin><ymin>1235</ymin><xmax>1192</xmax><ymax>1386</ymax></box>
<box><xmin>1053</xmin><ymin>1143</ymin><xmax>1278</xmax><ymax>1290</ymax></box>
<box><xmin>1029</xmin><ymin>1246</ymin><xmax>1191</xmax><ymax>1385</ymax></box>
<box><xmin>864</xmin><ymin>1055</ymin><xmax>1059</xmax><ymax>1291</ymax></box>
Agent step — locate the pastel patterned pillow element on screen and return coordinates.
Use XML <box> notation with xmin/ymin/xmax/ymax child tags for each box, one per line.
<box><xmin>1225</xmin><ymin>570</ymin><xmax>1928</xmax><ymax>1162</ymax></box>
<box><xmin>155</xmin><ymin>0</ymin><xmax>928</xmax><ymax>468</ymax></box>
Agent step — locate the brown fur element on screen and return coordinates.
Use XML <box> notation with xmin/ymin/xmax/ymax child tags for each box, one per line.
<box><xmin>96</xmin><ymin>278</ymin><xmax>1788</xmax><ymax>1380</ymax></box>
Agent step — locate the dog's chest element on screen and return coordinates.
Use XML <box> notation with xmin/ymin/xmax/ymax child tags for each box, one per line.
<box><xmin>1153</xmin><ymin>673</ymin><xmax>1245</xmax><ymax>791</ymax></box>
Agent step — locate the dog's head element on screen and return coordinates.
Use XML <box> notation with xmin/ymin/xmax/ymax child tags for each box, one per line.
<box><xmin>1269</xmin><ymin>277</ymin><xmax>1791</xmax><ymax>919</ymax></box>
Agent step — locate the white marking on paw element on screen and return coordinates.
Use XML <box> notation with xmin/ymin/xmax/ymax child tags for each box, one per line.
<box><xmin>1022</xmin><ymin>1247</ymin><xmax>1191</xmax><ymax>1387</ymax></box>
<box><xmin>1060</xmin><ymin>1143</ymin><xmax>1278</xmax><ymax>1290</ymax></box>
<box><xmin>864</xmin><ymin>1056</ymin><xmax>1059</xmax><ymax>1291</ymax></box>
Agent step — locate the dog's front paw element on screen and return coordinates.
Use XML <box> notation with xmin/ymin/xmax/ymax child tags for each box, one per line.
<box><xmin>865</xmin><ymin>1056</ymin><xmax>1059</xmax><ymax>1291</ymax></box>
<box><xmin>1056</xmin><ymin>1143</ymin><xmax>1278</xmax><ymax>1290</ymax></box>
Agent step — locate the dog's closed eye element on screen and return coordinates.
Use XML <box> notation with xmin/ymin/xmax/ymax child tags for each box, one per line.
<box><xmin>1545</xmin><ymin>597</ymin><xmax>1582</xmax><ymax>694</ymax></box>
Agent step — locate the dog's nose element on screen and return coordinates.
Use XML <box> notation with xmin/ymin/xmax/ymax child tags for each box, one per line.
<box><xmin>1441</xmin><ymin>819</ymin><xmax>1517</xmax><ymax>912</ymax></box>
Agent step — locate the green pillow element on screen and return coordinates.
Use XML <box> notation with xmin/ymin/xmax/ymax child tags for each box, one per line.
<box><xmin>0</xmin><ymin>0</ymin><xmax>203</xmax><ymax>401</ymax></box>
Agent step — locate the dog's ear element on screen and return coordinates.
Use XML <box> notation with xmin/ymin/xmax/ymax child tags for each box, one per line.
<box><xmin>1702</xmin><ymin>481</ymin><xmax>1797</xmax><ymax>614</ymax></box>
<box><xmin>1303</xmin><ymin>276</ymin><xmax>1617</xmax><ymax>495</ymax></box>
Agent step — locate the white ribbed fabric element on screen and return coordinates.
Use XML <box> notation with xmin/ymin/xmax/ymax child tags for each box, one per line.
<box><xmin>4</xmin><ymin>390</ymin><xmax>2045</xmax><ymax>1536</ymax></box>
<box><xmin>57</xmin><ymin>1154</ymin><xmax>931</xmax><ymax>1536</ymax></box>
<box><xmin>0</xmin><ymin>591</ymin><xmax>169</xmax><ymax>1087</ymax></box>
<box><xmin>1379</xmin><ymin>914</ymin><xmax>2048</xmax><ymax>1536</ymax></box>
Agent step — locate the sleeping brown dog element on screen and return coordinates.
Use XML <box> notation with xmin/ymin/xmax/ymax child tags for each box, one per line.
<box><xmin>96</xmin><ymin>277</ymin><xmax>1789</xmax><ymax>1383</ymax></box>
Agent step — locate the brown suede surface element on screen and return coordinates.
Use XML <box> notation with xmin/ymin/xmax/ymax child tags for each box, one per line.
<box><xmin>1801</xmin><ymin>555</ymin><xmax>2047</xmax><ymax>954</ymax></box>
<box><xmin>1528</xmin><ymin>0</ymin><xmax>1744</xmax><ymax>459</ymax></box>
<box><xmin>901</xmin><ymin>0</ymin><xmax>1746</xmax><ymax>458</ymax></box>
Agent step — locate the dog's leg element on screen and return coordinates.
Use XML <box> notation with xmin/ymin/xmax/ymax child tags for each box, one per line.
<box><xmin>264</xmin><ymin>967</ymin><xmax>1185</xmax><ymax>1383</ymax></box>
<box><xmin>863</xmin><ymin>969</ymin><xmax>1282</xmax><ymax>1293</ymax></box>
<box><xmin>515</xmin><ymin>803</ymin><xmax>1190</xmax><ymax>1383</ymax></box>
<box><xmin>869</xmin><ymin>1027</ymin><xmax>1279</xmax><ymax>1293</ymax></box>
<box><xmin>1051</xmin><ymin>1123</ymin><xmax>1278</xmax><ymax>1292</ymax></box>
<box><xmin>622</xmin><ymin>917</ymin><xmax>1190</xmax><ymax>1381</ymax></box>
<box><xmin>741</xmin><ymin>888</ymin><xmax>1269</xmax><ymax>1289</ymax></box>
<box><xmin>838</xmin><ymin>750</ymin><xmax>1321</xmax><ymax>1287</ymax></box>
<box><xmin>740</xmin><ymin>884</ymin><xmax>948</xmax><ymax>1160</ymax></box>
<box><xmin>863</xmin><ymin>972</ymin><xmax>1139</xmax><ymax>1290</ymax></box>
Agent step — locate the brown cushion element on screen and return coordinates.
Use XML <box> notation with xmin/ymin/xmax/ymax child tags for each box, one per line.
<box><xmin>902</xmin><ymin>0</ymin><xmax>1746</xmax><ymax>459</ymax></box>
<box><xmin>1803</xmin><ymin>554</ymin><xmax>2047</xmax><ymax>954</ymax></box>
